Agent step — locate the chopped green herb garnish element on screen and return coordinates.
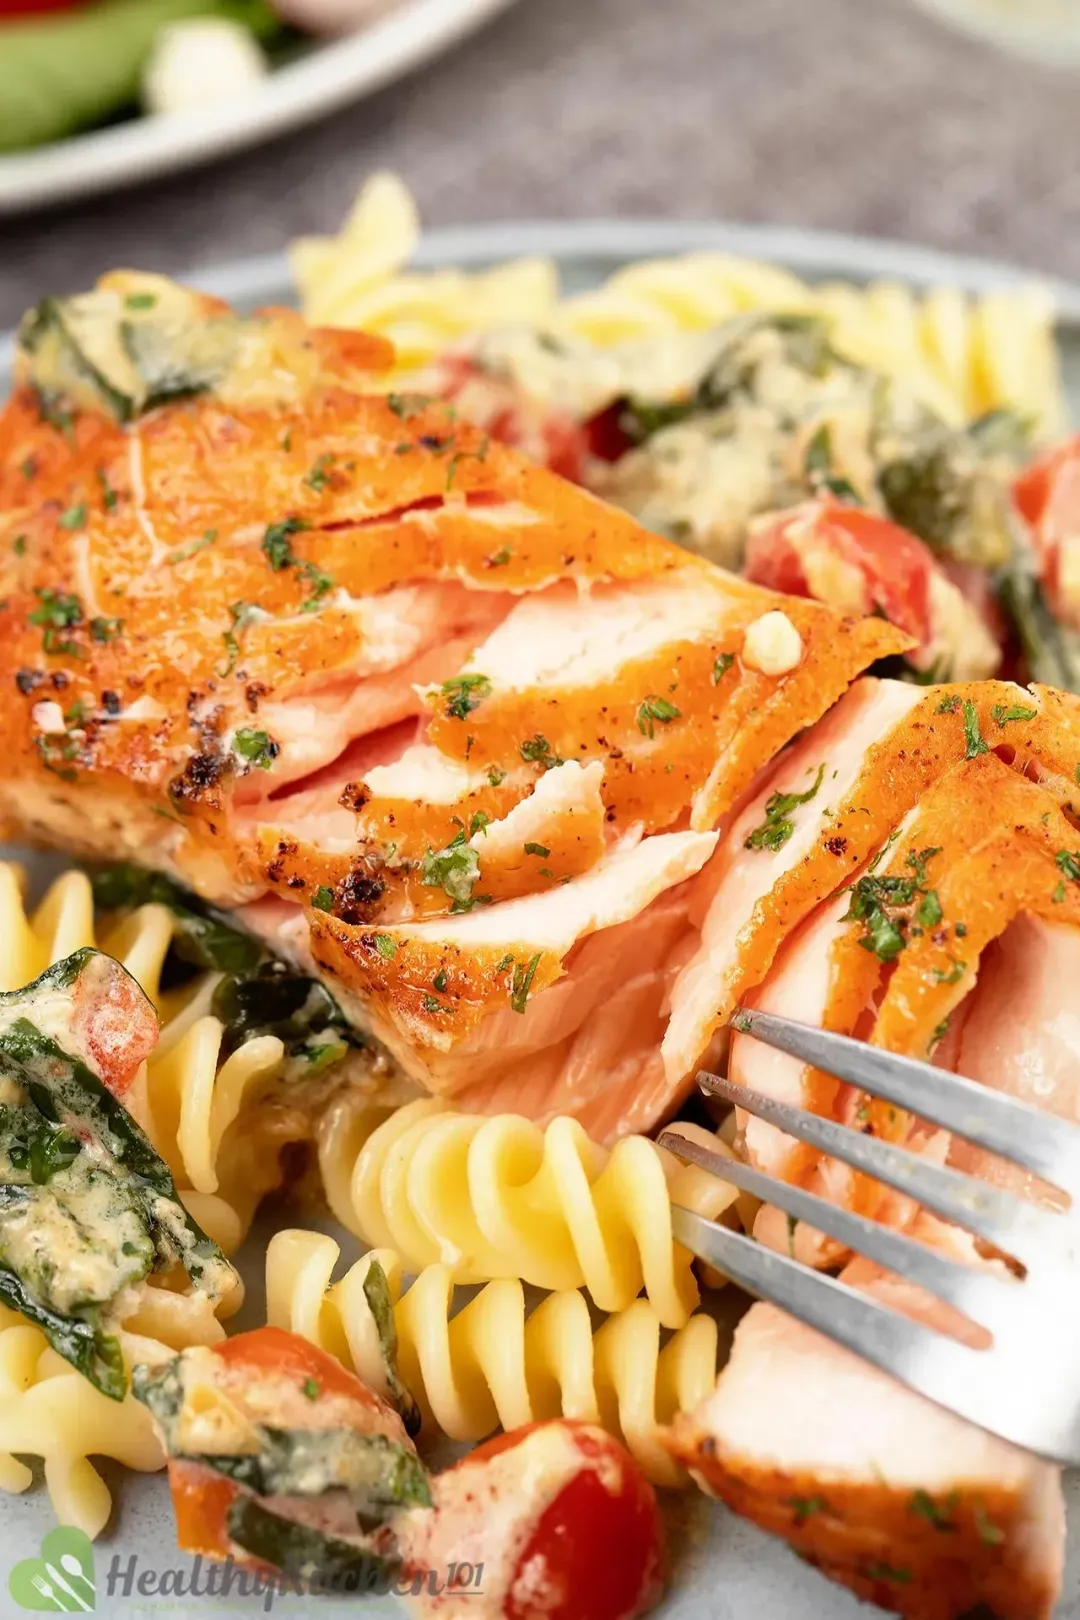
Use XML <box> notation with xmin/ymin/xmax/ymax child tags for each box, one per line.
<box><xmin>232</xmin><ymin>728</ymin><xmax>279</xmax><ymax>770</ymax></box>
<box><xmin>262</xmin><ymin>516</ymin><xmax>308</xmax><ymax>571</ymax></box>
<box><xmin>524</xmin><ymin>842</ymin><xmax>550</xmax><ymax>858</ymax></box>
<box><xmin>863</xmin><ymin>1564</ymin><xmax>912</xmax><ymax>1586</ymax></box>
<box><xmin>303</xmin><ymin>455</ymin><xmax>336</xmax><ymax>493</ymax></box>
<box><xmin>302</xmin><ymin>1377</ymin><xmax>320</xmax><ymax>1400</ymax></box>
<box><xmin>125</xmin><ymin>293</ymin><xmax>157</xmax><ymax>311</ymax></box>
<box><xmin>495</xmin><ymin>953</ymin><xmax>514</xmax><ymax>973</ymax></box>
<box><xmin>386</xmin><ymin>392</ymin><xmax>432</xmax><ymax>420</ymax></box>
<box><xmin>1056</xmin><ymin>850</ymin><xmax>1080</xmax><ymax>884</ymax></box>
<box><xmin>931</xmin><ymin>959</ymin><xmax>966</xmax><ymax>985</ymax></box>
<box><xmin>219</xmin><ymin>600</ymin><xmax>259</xmax><ymax>678</ymax></box>
<box><xmin>804</xmin><ymin>423</ymin><xmax>860</xmax><ymax>501</ymax></box>
<box><xmin>712</xmin><ymin>652</ymin><xmax>735</xmax><ymax>685</ymax></box>
<box><xmin>962</xmin><ymin>699</ymin><xmax>988</xmax><ymax>758</ymax></box>
<box><xmin>167</xmin><ymin>530</ymin><xmax>216</xmax><ymax>565</ymax></box>
<box><xmin>90</xmin><ymin>615</ymin><xmax>122</xmax><ymax>643</ymax></box>
<box><xmin>373</xmin><ymin>934</ymin><xmax>397</xmax><ymax>960</ymax></box>
<box><xmin>486</xmin><ymin>547</ymin><xmax>512</xmax><ymax>567</ymax></box>
<box><xmin>421</xmin><ymin>994</ymin><xmax>442</xmax><ymax>1014</ymax></box>
<box><xmin>910</xmin><ymin>1489</ymin><xmax>956</xmax><ymax>1531</ymax></box>
<box><xmin>58</xmin><ymin>502</ymin><xmax>87</xmax><ymax>530</ymax></box>
<box><xmin>96</xmin><ymin>466</ymin><xmax>118</xmax><ymax>510</ymax></box>
<box><xmin>990</xmin><ymin>703</ymin><xmax>1037</xmax><ymax>726</ymax></box>
<box><xmin>311</xmin><ymin>886</ymin><xmax>334</xmax><ymax>912</ymax></box>
<box><xmin>936</xmin><ymin>695</ymin><xmax>960</xmax><ymax>714</ymax></box>
<box><xmin>422</xmin><ymin>834</ymin><xmax>481</xmax><ymax>911</ymax></box>
<box><xmin>469</xmin><ymin>811</ymin><xmax>490</xmax><ymax>837</ymax></box>
<box><xmin>916</xmin><ymin>890</ymin><xmax>942</xmax><ymax>928</ymax></box>
<box><xmin>789</xmin><ymin>1495</ymin><xmax>825</xmax><ymax>1525</ymax></box>
<box><xmin>974</xmin><ymin>1504</ymin><xmax>1004</xmax><ymax>1546</ymax></box>
<box><xmin>519</xmin><ymin>734</ymin><xmax>562</xmax><ymax>771</ymax></box>
<box><xmin>12</xmin><ymin>535</ymin><xmax>26</xmax><ymax>557</ymax></box>
<box><xmin>636</xmin><ymin>695</ymin><xmax>682</xmax><ymax>739</ymax></box>
<box><xmin>29</xmin><ymin>587</ymin><xmax>84</xmax><ymax>657</ymax></box>
<box><xmin>744</xmin><ymin>764</ymin><xmax>826</xmax><ymax>853</ymax></box>
<box><xmin>510</xmin><ymin>952</ymin><xmax>542</xmax><ymax>1014</ymax></box>
<box><xmin>487</xmin><ymin>766</ymin><xmax>506</xmax><ymax>787</ymax></box>
<box><xmin>433</xmin><ymin>969</ymin><xmax>448</xmax><ymax>993</ymax></box>
<box><xmin>1053</xmin><ymin>880</ymin><xmax>1067</xmax><ymax>903</ymax></box>
<box><xmin>440</xmin><ymin>673</ymin><xmax>492</xmax><ymax>721</ymax></box>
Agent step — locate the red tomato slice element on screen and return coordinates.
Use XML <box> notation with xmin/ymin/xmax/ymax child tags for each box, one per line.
<box><xmin>416</xmin><ymin>1422</ymin><xmax>666</xmax><ymax>1620</ymax></box>
<box><xmin>1012</xmin><ymin>437</ymin><xmax>1080</xmax><ymax>628</ymax></box>
<box><xmin>745</xmin><ymin>498</ymin><xmax>934</xmax><ymax>648</ymax></box>
<box><xmin>169</xmin><ymin>1461</ymin><xmax>237</xmax><ymax>1560</ymax></box>
<box><xmin>165</xmin><ymin>1328</ymin><xmax>415</xmax><ymax>1562</ymax></box>
<box><xmin>433</xmin><ymin>354</ymin><xmax>588</xmax><ymax>483</ymax></box>
<box><xmin>210</xmin><ymin>1325</ymin><xmax>379</xmax><ymax>1407</ymax></box>
<box><xmin>1013</xmin><ymin>436</ymin><xmax>1080</xmax><ymax>528</ymax></box>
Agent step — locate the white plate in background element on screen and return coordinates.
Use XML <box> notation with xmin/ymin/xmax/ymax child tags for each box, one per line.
<box><xmin>0</xmin><ymin>0</ymin><xmax>519</xmax><ymax>216</ymax></box>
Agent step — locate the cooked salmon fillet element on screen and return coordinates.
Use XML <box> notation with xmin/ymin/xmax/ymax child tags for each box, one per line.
<box><xmin>665</xmin><ymin>1283</ymin><xmax>1064</xmax><ymax>1620</ymax></box>
<box><xmin>0</xmin><ymin>273</ymin><xmax>907</xmax><ymax>1133</ymax></box>
<box><xmin>666</xmin><ymin>747</ymin><xmax>1080</xmax><ymax>1616</ymax></box>
<box><xmin>665</xmin><ymin>678</ymin><xmax>1080</xmax><ymax>1090</ymax></box>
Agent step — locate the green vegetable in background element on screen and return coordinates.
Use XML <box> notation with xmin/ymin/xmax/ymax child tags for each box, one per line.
<box><xmin>0</xmin><ymin>0</ymin><xmax>281</xmax><ymax>155</ymax></box>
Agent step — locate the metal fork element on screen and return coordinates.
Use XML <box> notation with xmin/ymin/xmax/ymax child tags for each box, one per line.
<box><xmin>659</xmin><ymin>1006</ymin><xmax>1080</xmax><ymax>1465</ymax></box>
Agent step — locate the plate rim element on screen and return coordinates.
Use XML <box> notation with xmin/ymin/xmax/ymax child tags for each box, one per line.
<box><xmin>0</xmin><ymin>0</ymin><xmax>520</xmax><ymax>216</ymax></box>
<box><xmin>5</xmin><ymin>215</ymin><xmax>1080</xmax><ymax>382</ymax></box>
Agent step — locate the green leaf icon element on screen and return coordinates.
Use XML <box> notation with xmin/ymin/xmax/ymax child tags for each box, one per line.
<box><xmin>9</xmin><ymin>1526</ymin><xmax>96</xmax><ymax>1612</ymax></box>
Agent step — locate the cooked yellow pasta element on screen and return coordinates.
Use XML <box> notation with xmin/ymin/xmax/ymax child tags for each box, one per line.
<box><xmin>0</xmin><ymin>1307</ymin><xmax>166</xmax><ymax>1538</ymax></box>
<box><xmin>315</xmin><ymin>1094</ymin><xmax>745</xmax><ymax>1328</ymax></box>
<box><xmin>266</xmin><ymin>1228</ymin><xmax>717</xmax><ymax>1488</ymax></box>
<box><xmin>293</xmin><ymin>173</ymin><xmax>1066</xmax><ymax>434</ymax></box>
<box><xmin>291</xmin><ymin>172</ymin><xmax>558</xmax><ymax>372</ymax></box>
<box><xmin>0</xmin><ymin>861</ymin><xmax>286</xmax><ymax>1253</ymax></box>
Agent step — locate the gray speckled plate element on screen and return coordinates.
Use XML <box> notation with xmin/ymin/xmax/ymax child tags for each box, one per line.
<box><xmin>1</xmin><ymin>222</ymin><xmax>1080</xmax><ymax>1620</ymax></box>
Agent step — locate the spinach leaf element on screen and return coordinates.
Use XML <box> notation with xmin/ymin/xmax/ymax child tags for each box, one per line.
<box><xmin>91</xmin><ymin>864</ymin><xmax>263</xmax><ymax>975</ymax></box>
<box><xmin>0</xmin><ymin>950</ymin><xmax>236</xmax><ymax>1396</ymax></box>
<box><xmin>226</xmin><ymin>1497</ymin><xmax>399</xmax><ymax>1592</ymax></box>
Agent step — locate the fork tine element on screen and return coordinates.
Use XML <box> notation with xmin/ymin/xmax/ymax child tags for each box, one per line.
<box><xmin>668</xmin><ymin>1206</ymin><xmax>1018</xmax><ymax>1445</ymax></box>
<box><xmin>697</xmin><ymin>1071</ymin><xmax>1051</xmax><ymax>1267</ymax></box>
<box><xmin>731</xmin><ymin>1006</ymin><xmax>1080</xmax><ymax>1194</ymax></box>
<box><xmin>660</xmin><ymin>1131</ymin><xmax>1015</xmax><ymax>1330</ymax></box>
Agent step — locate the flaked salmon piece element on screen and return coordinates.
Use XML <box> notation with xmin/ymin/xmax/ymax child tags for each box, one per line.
<box><xmin>664</xmin><ymin>676</ymin><xmax>1080</xmax><ymax>1089</ymax></box>
<box><xmin>451</xmin><ymin>894</ymin><xmax>695</xmax><ymax>1138</ymax></box>
<box><xmin>732</xmin><ymin>753</ymin><xmax>1080</xmax><ymax>1249</ymax></box>
<box><xmin>261</xmin><ymin>759</ymin><xmax>610</xmax><ymax>924</ymax></box>
<box><xmin>0</xmin><ymin>274</ymin><xmax>904</xmax><ymax>932</ymax></box>
<box><xmin>950</xmin><ymin>912</ymin><xmax>1080</xmax><ymax>1198</ymax></box>
<box><xmin>421</xmin><ymin>574</ymin><xmax>907</xmax><ymax>836</ymax></box>
<box><xmin>295</xmin><ymin>829</ymin><xmax>717</xmax><ymax>1101</ymax></box>
<box><xmin>665</xmin><ymin>1289</ymin><xmax>1064</xmax><ymax>1620</ymax></box>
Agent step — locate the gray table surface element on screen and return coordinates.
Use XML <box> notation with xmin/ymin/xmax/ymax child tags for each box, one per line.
<box><xmin>4</xmin><ymin>0</ymin><xmax>1080</xmax><ymax>326</ymax></box>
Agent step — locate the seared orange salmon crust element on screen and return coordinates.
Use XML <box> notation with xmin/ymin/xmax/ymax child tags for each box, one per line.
<box><xmin>0</xmin><ymin>273</ymin><xmax>909</xmax><ymax>1132</ymax></box>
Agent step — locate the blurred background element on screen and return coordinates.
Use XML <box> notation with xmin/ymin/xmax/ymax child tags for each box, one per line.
<box><xmin>4</xmin><ymin>0</ymin><xmax>1080</xmax><ymax>326</ymax></box>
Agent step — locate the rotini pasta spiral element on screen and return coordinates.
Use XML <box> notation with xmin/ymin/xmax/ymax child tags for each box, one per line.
<box><xmin>316</xmin><ymin>1094</ymin><xmax>747</xmax><ymax>1329</ymax></box>
<box><xmin>292</xmin><ymin>174</ymin><xmax>1066</xmax><ymax>434</ymax></box>
<box><xmin>266</xmin><ymin>1229</ymin><xmax>717</xmax><ymax>1489</ymax></box>
<box><xmin>290</xmin><ymin>172</ymin><xmax>558</xmax><ymax>373</ymax></box>
<box><xmin>0</xmin><ymin>861</ymin><xmax>287</xmax><ymax>1254</ymax></box>
<box><xmin>0</xmin><ymin>1306</ymin><xmax>166</xmax><ymax>1537</ymax></box>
